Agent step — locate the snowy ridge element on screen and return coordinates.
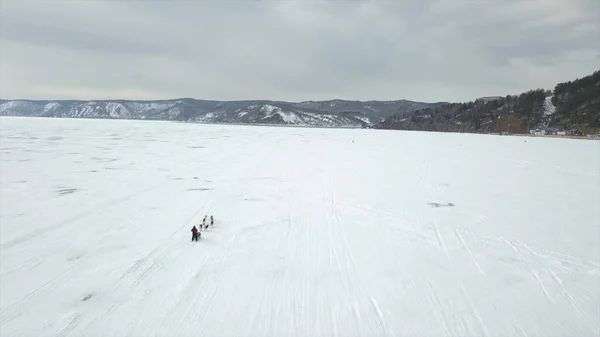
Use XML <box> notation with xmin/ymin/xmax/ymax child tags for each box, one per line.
<box><xmin>0</xmin><ymin>98</ymin><xmax>444</xmax><ymax>128</ymax></box>
<box><xmin>43</xmin><ymin>102</ymin><xmax>62</xmax><ymax>115</ymax></box>
<box><xmin>0</xmin><ymin>100</ymin><xmax>41</xmax><ymax>116</ymax></box>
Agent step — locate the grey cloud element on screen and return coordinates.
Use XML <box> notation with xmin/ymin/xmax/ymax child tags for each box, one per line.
<box><xmin>467</xmin><ymin>16</ymin><xmax>598</xmax><ymax>66</ymax></box>
<box><xmin>428</xmin><ymin>0</ymin><xmax>599</xmax><ymax>66</ymax></box>
<box><xmin>1</xmin><ymin>17</ymin><xmax>163</xmax><ymax>56</ymax></box>
<box><xmin>0</xmin><ymin>0</ymin><xmax>598</xmax><ymax>102</ymax></box>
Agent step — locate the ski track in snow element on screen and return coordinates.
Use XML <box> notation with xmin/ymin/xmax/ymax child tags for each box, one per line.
<box><xmin>0</xmin><ymin>116</ymin><xmax>599</xmax><ymax>337</ymax></box>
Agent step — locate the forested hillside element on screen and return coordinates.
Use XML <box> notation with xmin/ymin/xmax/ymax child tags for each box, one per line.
<box><xmin>375</xmin><ymin>70</ymin><xmax>600</xmax><ymax>134</ymax></box>
<box><xmin>551</xmin><ymin>70</ymin><xmax>600</xmax><ymax>132</ymax></box>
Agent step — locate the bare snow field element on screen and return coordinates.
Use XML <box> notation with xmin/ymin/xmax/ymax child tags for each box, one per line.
<box><xmin>1</xmin><ymin>116</ymin><xmax>599</xmax><ymax>337</ymax></box>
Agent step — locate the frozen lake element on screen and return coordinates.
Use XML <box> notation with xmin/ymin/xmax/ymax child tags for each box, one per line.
<box><xmin>1</xmin><ymin>116</ymin><xmax>598</xmax><ymax>337</ymax></box>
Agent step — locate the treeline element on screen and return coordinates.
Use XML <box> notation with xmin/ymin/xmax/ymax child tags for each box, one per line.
<box><xmin>551</xmin><ymin>70</ymin><xmax>600</xmax><ymax>130</ymax></box>
<box><xmin>375</xmin><ymin>89</ymin><xmax>549</xmax><ymax>134</ymax></box>
<box><xmin>375</xmin><ymin>70</ymin><xmax>600</xmax><ymax>134</ymax></box>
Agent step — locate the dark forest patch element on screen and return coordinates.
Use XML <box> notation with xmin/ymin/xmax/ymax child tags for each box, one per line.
<box><xmin>428</xmin><ymin>202</ymin><xmax>455</xmax><ymax>208</ymax></box>
<box><xmin>58</xmin><ymin>188</ymin><xmax>78</xmax><ymax>196</ymax></box>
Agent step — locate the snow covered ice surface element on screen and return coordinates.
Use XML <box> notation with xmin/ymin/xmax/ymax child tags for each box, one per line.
<box><xmin>1</xmin><ymin>116</ymin><xmax>599</xmax><ymax>337</ymax></box>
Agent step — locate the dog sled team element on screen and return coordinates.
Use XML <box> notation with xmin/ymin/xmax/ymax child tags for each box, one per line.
<box><xmin>191</xmin><ymin>215</ymin><xmax>214</xmax><ymax>242</ymax></box>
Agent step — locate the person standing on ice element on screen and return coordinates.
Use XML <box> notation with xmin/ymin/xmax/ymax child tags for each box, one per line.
<box><xmin>191</xmin><ymin>225</ymin><xmax>199</xmax><ymax>241</ymax></box>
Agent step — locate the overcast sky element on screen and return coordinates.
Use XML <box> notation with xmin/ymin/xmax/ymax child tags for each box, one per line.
<box><xmin>1</xmin><ymin>0</ymin><xmax>598</xmax><ymax>103</ymax></box>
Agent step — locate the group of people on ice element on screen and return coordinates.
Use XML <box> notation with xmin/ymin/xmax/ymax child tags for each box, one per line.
<box><xmin>191</xmin><ymin>215</ymin><xmax>213</xmax><ymax>241</ymax></box>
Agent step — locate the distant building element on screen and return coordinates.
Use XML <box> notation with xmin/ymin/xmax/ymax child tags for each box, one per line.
<box><xmin>529</xmin><ymin>127</ymin><xmax>558</xmax><ymax>135</ymax></box>
<box><xmin>476</xmin><ymin>96</ymin><xmax>502</xmax><ymax>103</ymax></box>
<box><xmin>529</xmin><ymin>127</ymin><xmax>582</xmax><ymax>136</ymax></box>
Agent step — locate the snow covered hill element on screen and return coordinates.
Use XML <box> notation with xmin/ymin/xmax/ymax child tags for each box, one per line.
<box><xmin>0</xmin><ymin>98</ymin><xmax>443</xmax><ymax>128</ymax></box>
<box><xmin>1</xmin><ymin>116</ymin><xmax>598</xmax><ymax>337</ymax></box>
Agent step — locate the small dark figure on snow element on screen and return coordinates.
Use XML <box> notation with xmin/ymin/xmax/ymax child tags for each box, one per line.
<box><xmin>210</xmin><ymin>215</ymin><xmax>214</xmax><ymax>226</ymax></box>
<box><xmin>191</xmin><ymin>226</ymin><xmax>199</xmax><ymax>241</ymax></box>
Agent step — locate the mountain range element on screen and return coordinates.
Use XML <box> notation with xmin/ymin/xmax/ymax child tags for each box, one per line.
<box><xmin>0</xmin><ymin>98</ymin><xmax>445</xmax><ymax>128</ymax></box>
<box><xmin>3</xmin><ymin>70</ymin><xmax>597</xmax><ymax>133</ymax></box>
